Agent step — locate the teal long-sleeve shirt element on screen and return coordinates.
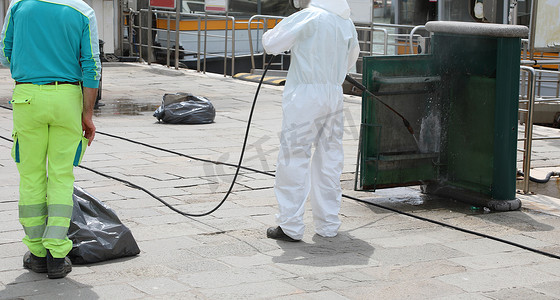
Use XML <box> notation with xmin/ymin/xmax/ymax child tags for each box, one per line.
<box><xmin>0</xmin><ymin>0</ymin><xmax>101</xmax><ymax>88</ymax></box>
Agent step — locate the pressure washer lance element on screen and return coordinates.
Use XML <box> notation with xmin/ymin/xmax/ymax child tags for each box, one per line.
<box><xmin>344</xmin><ymin>75</ymin><xmax>414</xmax><ymax>135</ymax></box>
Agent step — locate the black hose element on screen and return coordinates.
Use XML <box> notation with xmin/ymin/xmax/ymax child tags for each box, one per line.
<box><xmin>0</xmin><ymin>55</ymin><xmax>277</xmax><ymax>217</ymax></box>
<box><xmin>344</xmin><ymin>194</ymin><xmax>560</xmax><ymax>260</ymax></box>
<box><xmin>97</xmin><ymin>131</ymin><xmax>272</xmax><ymax>176</ymax></box>
<box><xmin>152</xmin><ymin>54</ymin><xmax>276</xmax><ymax>216</ymax></box>
<box><xmin>2</xmin><ymin>70</ymin><xmax>560</xmax><ymax>260</ymax></box>
<box><xmin>2</xmin><ymin>131</ymin><xmax>560</xmax><ymax>260</ymax></box>
<box><xmin>517</xmin><ymin>170</ymin><xmax>560</xmax><ymax>184</ymax></box>
<box><xmin>0</xmin><ymin>135</ymin><xmax>11</xmax><ymax>143</ymax></box>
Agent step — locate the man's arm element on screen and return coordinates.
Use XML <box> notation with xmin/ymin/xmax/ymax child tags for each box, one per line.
<box><xmin>79</xmin><ymin>7</ymin><xmax>101</xmax><ymax>146</ymax></box>
<box><xmin>262</xmin><ymin>11</ymin><xmax>310</xmax><ymax>55</ymax></box>
<box><xmin>80</xmin><ymin>10</ymin><xmax>101</xmax><ymax>88</ymax></box>
<box><xmin>82</xmin><ymin>87</ymin><xmax>97</xmax><ymax>146</ymax></box>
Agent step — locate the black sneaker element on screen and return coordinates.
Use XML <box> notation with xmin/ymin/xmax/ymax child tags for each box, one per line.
<box><xmin>46</xmin><ymin>250</ymin><xmax>72</xmax><ymax>279</ymax></box>
<box><xmin>266</xmin><ymin>226</ymin><xmax>301</xmax><ymax>242</ymax></box>
<box><xmin>23</xmin><ymin>251</ymin><xmax>47</xmax><ymax>273</ymax></box>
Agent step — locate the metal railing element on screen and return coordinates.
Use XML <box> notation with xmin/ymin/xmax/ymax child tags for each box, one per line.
<box><xmin>364</xmin><ymin>23</ymin><xmax>431</xmax><ymax>56</ymax></box>
<box><xmin>518</xmin><ymin>65</ymin><xmax>560</xmax><ymax>193</ymax></box>
<box><xmin>517</xmin><ymin>38</ymin><xmax>560</xmax><ymax>193</ymax></box>
<box><xmin>243</xmin><ymin>21</ymin><xmax>429</xmax><ymax>75</ymax></box>
<box><xmin>246</xmin><ymin>15</ymin><xmax>285</xmax><ymax>71</ymax></box>
<box><xmin>123</xmin><ymin>9</ymin><xmax>237</xmax><ymax>76</ymax></box>
<box><xmin>518</xmin><ymin>66</ymin><xmax>537</xmax><ymax>193</ymax></box>
<box><xmin>409</xmin><ymin>25</ymin><xmax>427</xmax><ymax>54</ymax></box>
<box><xmin>122</xmin><ymin>8</ymin><xmax>431</xmax><ymax>77</ymax></box>
<box><xmin>355</xmin><ymin>26</ymin><xmax>389</xmax><ymax>56</ymax></box>
<box><xmin>520</xmin><ymin>39</ymin><xmax>560</xmax><ymax>99</ymax></box>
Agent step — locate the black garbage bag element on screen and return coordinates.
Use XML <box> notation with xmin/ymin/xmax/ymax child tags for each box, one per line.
<box><xmin>67</xmin><ymin>186</ymin><xmax>140</xmax><ymax>264</ymax></box>
<box><xmin>153</xmin><ymin>92</ymin><xmax>215</xmax><ymax>124</ymax></box>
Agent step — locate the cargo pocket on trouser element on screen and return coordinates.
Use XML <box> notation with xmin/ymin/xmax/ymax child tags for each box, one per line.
<box><xmin>73</xmin><ymin>136</ymin><xmax>89</xmax><ymax>166</ymax></box>
<box><xmin>10</xmin><ymin>89</ymin><xmax>34</xmax><ymax>164</ymax></box>
<box><xmin>11</xmin><ymin>131</ymin><xmax>20</xmax><ymax>163</ymax></box>
<box><xmin>9</xmin><ymin>92</ymin><xmax>32</xmax><ymax>105</ymax></box>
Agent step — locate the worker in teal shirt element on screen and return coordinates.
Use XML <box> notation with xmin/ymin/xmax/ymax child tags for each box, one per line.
<box><xmin>0</xmin><ymin>0</ymin><xmax>101</xmax><ymax>279</ymax></box>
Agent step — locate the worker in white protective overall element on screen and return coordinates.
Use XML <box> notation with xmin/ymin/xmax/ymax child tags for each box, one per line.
<box><xmin>262</xmin><ymin>0</ymin><xmax>359</xmax><ymax>241</ymax></box>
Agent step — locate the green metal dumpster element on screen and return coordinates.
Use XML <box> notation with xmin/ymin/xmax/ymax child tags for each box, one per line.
<box><xmin>356</xmin><ymin>21</ymin><xmax>529</xmax><ymax>211</ymax></box>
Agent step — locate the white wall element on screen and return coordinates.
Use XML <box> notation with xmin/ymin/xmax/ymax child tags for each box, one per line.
<box><xmin>534</xmin><ymin>0</ymin><xmax>560</xmax><ymax>50</ymax></box>
<box><xmin>85</xmin><ymin>0</ymin><xmax>116</xmax><ymax>53</ymax></box>
<box><xmin>348</xmin><ymin>0</ymin><xmax>372</xmax><ymax>24</ymax></box>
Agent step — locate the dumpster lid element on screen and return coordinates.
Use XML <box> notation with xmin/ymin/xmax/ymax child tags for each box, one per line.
<box><xmin>425</xmin><ymin>21</ymin><xmax>528</xmax><ymax>38</ymax></box>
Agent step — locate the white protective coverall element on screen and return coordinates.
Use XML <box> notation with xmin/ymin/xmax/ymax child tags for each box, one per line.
<box><xmin>262</xmin><ymin>0</ymin><xmax>359</xmax><ymax>239</ymax></box>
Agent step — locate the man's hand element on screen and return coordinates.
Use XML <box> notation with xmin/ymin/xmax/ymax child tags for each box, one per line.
<box><xmin>82</xmin><ymin>116</ymin><xmax>96</xmax><ymax>146</ymax></box>
<box><xmin>82</xmin><ymin>87</ymin><xmax>98</xmax><ymax>146</ymax></box>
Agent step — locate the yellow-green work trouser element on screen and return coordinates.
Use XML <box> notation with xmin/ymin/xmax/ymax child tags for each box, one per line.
<box><xmin>11</xmin><ymin>83</ymin><xmax>87</xmax><ymax>259</ymax></box>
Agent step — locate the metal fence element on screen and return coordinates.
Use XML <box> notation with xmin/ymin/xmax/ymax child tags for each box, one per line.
<box><xmin>246</xmin><ymin>15</ymin><xmax>285</xmax><ymax>71</ymax></box>
<box><xmin>123</xmin><ymin>8</ymin><xmax>238</xmax><ymax>76</ymax></box>
<box><xmin>120</xmin><ymin>9</ymin><xmax>431</xmax><ymax>77</ymax></box>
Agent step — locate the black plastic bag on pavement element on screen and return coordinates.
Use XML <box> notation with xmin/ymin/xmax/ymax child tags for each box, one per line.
<box><xmin>153</xmin><ymin>92</ymin><xmax>215</xmax><ymax>124</ymax></box>
<box><xmin>68</xmin><ymin>186</ymin><xmax>140</xmax><ymax>264</ymax></box>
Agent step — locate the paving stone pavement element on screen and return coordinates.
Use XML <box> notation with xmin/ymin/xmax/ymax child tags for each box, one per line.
<box><xmin>1</xmin><ymin>62</ymin><xmax>560</xmax><ymax>299</ymax></box>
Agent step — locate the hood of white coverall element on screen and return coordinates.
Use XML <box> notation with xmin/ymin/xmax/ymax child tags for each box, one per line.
<box><xmin>308</xmin><ymin>0</ymin><xmax>352</xmax><ymax>20</ymax></box>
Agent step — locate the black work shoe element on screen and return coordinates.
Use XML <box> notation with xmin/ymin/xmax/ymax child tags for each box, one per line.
<box><xmin>267</xmin><ymin>226</ymin><xmax>300</xmax><ymax>242</ymax></box>
<box><xmin>23</xmin><ymin>251</ymin><xmax>47</xmax><ymax>273</ymax></box>
<box><xmin>46</xmin><ymin>250</ymin><xmax>72</xmax><ymax>279</ymax></box>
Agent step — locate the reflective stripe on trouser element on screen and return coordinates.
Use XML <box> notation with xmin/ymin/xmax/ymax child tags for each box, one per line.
<box><xmin>11</xmin><ymin>83</ymin><xmax>83</xmax><ymax>258</ymax></box>
<box><xmin>274</xmin><ymin>84</ymin><xmax>344</xmax><ymax>240</ymax></box>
